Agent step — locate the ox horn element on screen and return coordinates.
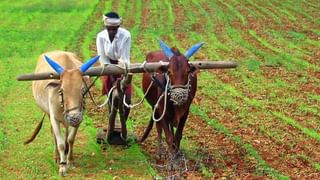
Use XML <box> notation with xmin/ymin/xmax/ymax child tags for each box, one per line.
<box><xmin>44</xmin><ymin>55</ymin><xmax>64</xmax><ymax>74</ymax></box>
<box><xmin>185</xmin><ymin>42</ymin><xmax>204</xmax><ymax>58</ymax></box>
<box><xmin>159</xmin><ymin>39</ymin><xmax>174</xmax><ymax>59</ymax></box>
<box><xmin>79</xmin><ymin>55</ymin><xmax>100</xmax><ymax>73</ymax></box>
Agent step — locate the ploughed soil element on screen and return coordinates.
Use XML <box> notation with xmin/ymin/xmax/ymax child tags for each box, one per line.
<box><xmin>83</xmin><ymin>0</ymin><xmax>320</xmax><ymax>179</ymax></box>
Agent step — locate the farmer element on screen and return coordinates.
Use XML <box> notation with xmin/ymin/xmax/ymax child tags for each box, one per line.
<box><xmin>96</xmin><ymin>11</ymin><xmax>132</xmax><ymax>119</ymax></box>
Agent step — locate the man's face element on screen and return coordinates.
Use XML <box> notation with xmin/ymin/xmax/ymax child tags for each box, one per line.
<box><xmin>106</xmin><ymin>26</ymin><xmax>119</xmax><ymax>41</ymax></box>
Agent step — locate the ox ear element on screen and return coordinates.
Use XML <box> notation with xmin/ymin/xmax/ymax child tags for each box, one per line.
<box><xmin>159</xmin><ymin>39</ymin><xmax>174</xmax><ymax>59</ymax></box>
<box><xmin>185</xmin><ymin>42</ymin><xmax>204</xmax><ymax>59</ymax></box>
<box><xmin>79</xmin><ymin>55</ymin><xmax>100</xmax><ymax>73</ymax></box>
<box><xmin>44</xmin><ymin>55</ymin><xmax>64</xmax><ymax>74</ymax></box>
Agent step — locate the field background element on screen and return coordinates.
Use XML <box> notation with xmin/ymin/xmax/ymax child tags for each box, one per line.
<box><xmin>0</xmin><ymin>0</ymin><xmax>319</xmax><ymax>179</ymax></box>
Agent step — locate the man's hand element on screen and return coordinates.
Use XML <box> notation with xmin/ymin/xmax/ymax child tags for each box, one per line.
<box><xmin>118</xmin><ymin>59</ymin><xmax>129</xmax><ymax>69</ymax></box>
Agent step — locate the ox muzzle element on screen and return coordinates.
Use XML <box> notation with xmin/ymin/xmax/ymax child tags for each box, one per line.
<box><xmin>65</xmin><ymin>111</ymin><xmax>83</xmax><ymax>127</ymax></box>
<box><xmin>167</xmin><ymin>73</ymin><xmax>192</xmax><ymax>106</ymax></box>
<box><xmin>59</xmin><ymin>89</ymin><xmax>84</xmax><ymax>127</ymax></box>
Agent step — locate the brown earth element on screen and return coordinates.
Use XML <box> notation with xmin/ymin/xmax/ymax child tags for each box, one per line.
<box><xmin>84</xmin><ymin>0</ymin><xmax>320</xmax><ymax>179</ymax></box>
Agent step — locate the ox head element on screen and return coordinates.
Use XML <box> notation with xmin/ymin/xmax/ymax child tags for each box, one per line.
<box><xmin>44</xmin><ymin>55</ymin><xmax>99</xmax><ymax>127</ymax></box>
<box><xmin>159</xmin><ymin>40</ymin><xmax>203</xmax><ymax>106</ymax></box>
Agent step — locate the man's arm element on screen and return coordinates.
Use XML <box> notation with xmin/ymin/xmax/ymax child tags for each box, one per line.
<box><xmin>96</xmin><ymin>35</ymin><xmax>109</xmax><ymax>65</ymax></box>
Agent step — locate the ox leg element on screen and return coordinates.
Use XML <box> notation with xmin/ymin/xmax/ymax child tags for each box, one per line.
<box><xmin>155</xmin><ymin>121</ymin><xmax>165</xmax><ymax>159</ymax></box>
<box><xmin>50</xmin><ymin>115</ymin><xmax>67</xmax><ymax>176</ymax></box>
<box><xmin>160</xmin><ymin>118</ymin><xmax>177</xmax><ymax>157</ymax></box>
<box><xmin>64</xmin><ymin>128</ymin><xmax>69</xmax><ymax>155</ymax></box>
<box><xmin>160</xmin><ymin>120</ymin><xmax>180</xmax><ymax>171</ymax></box>
<box><xmin>67</xmin><ymin>126</ymin><xmax>78</xmax><ymax>169</ymax></box>
<box><xmin>51</xmin><ymin>126</ymin><xmax>59</xmax><ymax>163</ymax></box>
<box><xmin>175</xmin><ymin>112</ymin><xmax>188</xmax><ymax>150</ymax></box>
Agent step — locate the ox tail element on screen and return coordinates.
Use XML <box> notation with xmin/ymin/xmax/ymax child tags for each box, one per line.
<box><xmin>24</xmin><ymin>113</ymin><xmax>45</xmax><ymax>145</ymax></box>
<box><xmin>139</xmin><ymin>117</ymin><xmax>154</xmax><ymax>142</ymax></box>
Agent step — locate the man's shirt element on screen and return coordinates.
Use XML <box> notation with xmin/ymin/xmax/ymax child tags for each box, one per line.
<box><xmin>96</xmin><ymin>27</ymin><xmax>131</xmax><ymax>65</ymax></box>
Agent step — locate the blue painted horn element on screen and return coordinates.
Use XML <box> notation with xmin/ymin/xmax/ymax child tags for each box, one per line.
<box><xmin>44</xmin><ymin>55</ymin><xmax>64</xmax><ymax>74</ymax></box>
<box><xmin>159</xmin><ymin>39</ymin><xmax>174</xmax><ymax>59</ymax></box>
<box><xmin>79</xmin><ymin>55</ymin><xmax>100</xmax><ymax>73</ymax></box>
<box><xmin>185</xmin><ymin>42</ymin><xmax>204</xmax><ymax>58</ymax></box>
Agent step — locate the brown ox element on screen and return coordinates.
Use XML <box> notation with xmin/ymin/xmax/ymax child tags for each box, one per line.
<box><xmin>25</xmin><ymin>51</ymin><xmax>99</xmax><ymax>176</ymax></box>
<box><xmin>140</xmin><ymin>40</ymin><xmax>203</xmax><ymax>159</ymax></box>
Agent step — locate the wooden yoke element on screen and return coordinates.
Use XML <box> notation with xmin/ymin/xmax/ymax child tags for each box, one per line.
<box><xmin>17</xmin><ymin>61</ymin><xmax>238</xmax><ymax>81</ymax></box>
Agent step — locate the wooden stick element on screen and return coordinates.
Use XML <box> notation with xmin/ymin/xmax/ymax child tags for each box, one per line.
<box><xmin>17</xmin><ymin>61</ymin><xmax>237</xmax><ymax>81</ymax></box>
<box><xmin>17</xmin><ymin>72</ymin><xmax>60</xmax><ymax>81</ymax></box>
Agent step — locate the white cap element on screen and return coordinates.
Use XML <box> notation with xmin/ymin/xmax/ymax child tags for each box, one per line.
<box><xmin>102</xmin><ymin>15</ymin><xmax>122</xmax><ymax>26</ymax></box>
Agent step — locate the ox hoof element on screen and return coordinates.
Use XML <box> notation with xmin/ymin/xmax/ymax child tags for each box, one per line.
<box><xmin>59</xmin><ymin>164</ymin><xmax>67</xmax><ymax>176</ymax></box>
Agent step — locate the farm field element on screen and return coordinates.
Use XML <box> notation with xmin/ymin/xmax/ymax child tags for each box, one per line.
<box><xmin>0</xmin><ymin>0</ymin><xmax>319</xmax><ymax>179</ymax></box>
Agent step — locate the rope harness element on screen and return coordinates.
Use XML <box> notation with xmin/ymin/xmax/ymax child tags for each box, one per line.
<box><xmin>123</xmin><ymin>80</ymin><xmax>153</xmax><ymax>109</ymax></box>
<box><xmin>168</xmin><ymin>73</ymin><xmax>192</xmax><ymax>106</ymax></box>
<box><xmin>104</xmin><ymin>62</ymin><xmax>130</xmax><ymax>111</ymax></box>
<box><xmin>58</xmin><ymin>86</ymin><xmax>85</xmax><ymax>127</ymax></box>
<box><xmin>152</xmin><ymin>73</ymin><xmax>170</xmax><ymax>122</ymax></box>
<box><xmin>151</xmin><ymin>73</ymin><xmax>192</xmax><ymax>121</ymax></box>
<box><xmin>83</xmin><ymin>61</ymin><xmax>159</xmax><ymax>111</ymax></box>
<box><xmin>58</xmin><ymin>88</ymin><xmax>84</xmax><ymax>115</ymax></box>
<box><xmin>63</xmin><ymin>61</ymin><xmax>193</xmax><ymax>124</ymax></box>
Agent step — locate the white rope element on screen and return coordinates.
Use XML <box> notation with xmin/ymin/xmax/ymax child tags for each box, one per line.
<box><xmin>122</xmin><ymin>61</ymin><xmax>156</xmax><ymax>109</ymax></box>
<box><xmin>141</xmin><ymin>61</ymin><xmax>147</xmax><ymax>72</ymax></box>
<box><xmin>152</xmin><ymin>73</ymin><xmax>170</xmax><ymax>122</ymax></box>
<box><xmin>101</xmin><ymin>62</ymin><xmax>130</xmax><ymax>110</ymax></box>
<box><xmin>96</xmin><ymin>63</ymin><xmax>125</xmax><ymax>109</ymax></box>
<box><xmin>123</xmin><ymin>81</ymin><xmax>154</xmax><ymax>109</ymax></box>
<box><xmin>87</xmin><ymin>64</ymin><xmax>118</xmax><ymax>109</ymax></box>
<box><xmin>83</xmin><ymin>64</ymin><xmax>109</xmax><ymax>108</ymax></box>
<box><xmin>85</xmin><ymin>63</ymin><xmax>134</xmax><ymax>110</ymax></box>
<box><xmin>97</xmin><ymin>85</ymin><xmax>116</xmax><ymax>108</ymax></box>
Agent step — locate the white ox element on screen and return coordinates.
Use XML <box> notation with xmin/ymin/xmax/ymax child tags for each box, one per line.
<box><xmin>25</xmin><ymin>51</ymin><xmax>99</xmax><ymax>176</ymax></box>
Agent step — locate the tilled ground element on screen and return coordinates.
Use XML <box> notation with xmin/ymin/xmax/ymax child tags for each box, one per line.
<box><xmin>84</xmin><ymin>0</ymin><xmax>320</xmax><ymax>178</ymax></box>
